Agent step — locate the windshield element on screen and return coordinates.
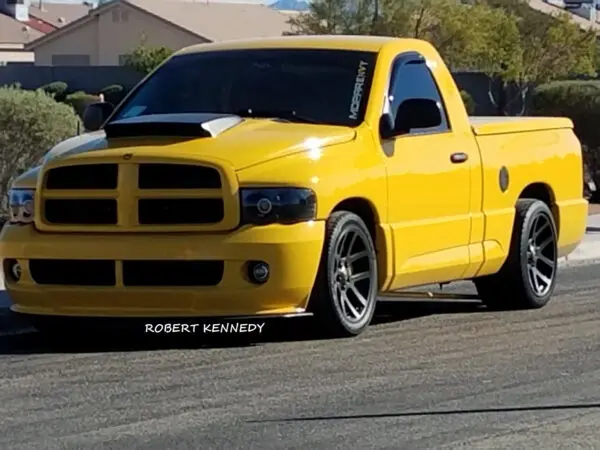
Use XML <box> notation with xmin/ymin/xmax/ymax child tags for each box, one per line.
<box><xmin>112</xmin><ymin>48</ymin><xmax>377</xmax><ymax>127</ymax></box>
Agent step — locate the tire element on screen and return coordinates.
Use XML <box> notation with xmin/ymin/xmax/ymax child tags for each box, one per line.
<box><xmin>474</xmin><ymin>199</ymin><xmax>558</xmax><ymax>310</ymax></box>
<box><xmin>308</xmin><ymin>211</ymin><xmax>378</xmax><ymax>337</ymax></box>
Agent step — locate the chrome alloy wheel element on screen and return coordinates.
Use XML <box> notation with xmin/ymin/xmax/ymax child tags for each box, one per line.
<box><xmin>526</xmin><ymin>212</ymin><xmax>557</xmax><ymax>297</ymax></box>
<box><xmin>331</xmin><ymin>226</ymin><xmax>376</xmax><ymax>323</ymax></box>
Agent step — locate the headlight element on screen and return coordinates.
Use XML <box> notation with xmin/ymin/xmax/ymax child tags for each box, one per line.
<box><xmin>8</xmin><ymin>189</ymin><xmax>35</xmax><ymax>225</ymax></box>
<box><xmin>241</xmin><ymin>187</ymin><xmax>316</xmax><ymax>225</ymax></box>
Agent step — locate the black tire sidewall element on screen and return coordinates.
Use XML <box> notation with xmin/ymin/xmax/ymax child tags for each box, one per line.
<box><xmin>325</xmin><ymin>213</ymin><xmax>378</xmax><ymax>334</ymax></box>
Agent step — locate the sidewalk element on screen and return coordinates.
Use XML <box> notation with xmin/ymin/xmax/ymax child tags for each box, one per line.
<box><xmin>559</xmin><ymin>213</ymin><xmax>600</xmax><ymax>266</ymax></box>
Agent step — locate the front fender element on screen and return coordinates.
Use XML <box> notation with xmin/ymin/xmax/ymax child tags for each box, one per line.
<box><xmin>235</xmin><ymin>139</ymin><xmax>388</xmax><ymax>222</ymax></box>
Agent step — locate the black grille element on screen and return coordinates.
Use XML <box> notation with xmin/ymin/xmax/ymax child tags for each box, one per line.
<box><xmin>29</xmin><ymin>259</ymin><xmax>116</xmax><ymax>286</ymax></box>
<box><xmin>44</xmin><ymin>199</ymin><xmax>118</xmax><ymax>225</ymax></box>
<box><xmin>122</xmin><ymin>260</ymin><xmax>224</xmax><ymax>286</ymax></box>
<box><xmin>138</xmin><ymin>199</ymin><xmax>224</xmax><ymax>225</ymax></box>
<box><xmin>138</xmin><ymin>164</ymin><xmax>221</xmax><ymax>189</ymax></box>
<box><xmin>45</xmin><ymin>164</ymin><xmax>118</xmax><ymax>190</ymax></box>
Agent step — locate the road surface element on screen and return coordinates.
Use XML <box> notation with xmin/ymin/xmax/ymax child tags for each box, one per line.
<box><xmin>1</xmin><ymin>264</ymin><xmax>600</xmax><ymax>449</ymax></box>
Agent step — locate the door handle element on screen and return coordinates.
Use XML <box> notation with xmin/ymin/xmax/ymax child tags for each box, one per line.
<box><xmin>450</xmin><ymin>152</ymin><xmax>468</xmax><ymax>164</ymax></box>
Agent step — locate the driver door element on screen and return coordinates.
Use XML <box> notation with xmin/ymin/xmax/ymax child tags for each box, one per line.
<box><xmin>383</xmin><ymin>53</ymin><xmax>473</xmax><ymax>289</ymax></box>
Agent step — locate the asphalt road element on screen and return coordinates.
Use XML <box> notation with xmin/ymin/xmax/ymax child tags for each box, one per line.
<box><xmin>1</xmin><ymin>265</ymin><xmax>600</xmax><ymax>449</ymax></box>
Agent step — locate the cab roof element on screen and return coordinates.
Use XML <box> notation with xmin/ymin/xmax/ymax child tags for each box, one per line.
<box><xmin>176</xmin><ymin>35</ymin><xmax>406</xmax><ymax>55</ymax></box>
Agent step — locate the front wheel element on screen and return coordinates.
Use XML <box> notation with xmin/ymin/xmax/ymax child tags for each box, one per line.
<box><xmin>308</xmin><ymin>211</ymin><xmax>378</xmax><ymax>337</ymax></box>
<box><xmin>474</xmin><ymin>199</ymin><xmax>558</xmax><ymax>310</ymax></box>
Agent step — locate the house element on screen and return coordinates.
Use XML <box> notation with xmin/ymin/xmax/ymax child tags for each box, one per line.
<box><xmin>24</xmin><ymin>0</ymin><xmax>296</xmax><ymax>66</ymax></box>
<box><xmin>529</xmin><ymin>0</ymin><xmax>600</xmax><ymax>29</ymax></box>
<box><xmin>0</xmin><ymin>0</ymin><xmax>90</xmax><ymax>64</ymax></box>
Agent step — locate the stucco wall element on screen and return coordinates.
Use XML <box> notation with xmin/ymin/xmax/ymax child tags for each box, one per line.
<box><xmin>32</xmin><ymin>3</ymin><xmax>205</xmax><ymax>66</ymax></box>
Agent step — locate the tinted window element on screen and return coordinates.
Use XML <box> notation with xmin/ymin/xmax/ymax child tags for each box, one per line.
<box><xmin>388</xmin><ymin>60</ymin><xmax>449</xmax><ymax>133</ymax></box>
<box><xmin>113</xmin><ymin>49</ymin><xmax>377</xmax><ymax>127</ymax></box>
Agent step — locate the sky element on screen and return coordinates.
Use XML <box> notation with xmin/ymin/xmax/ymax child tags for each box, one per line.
<box><xmin>39</xmin><ymin>0</ymin><xmax>279</xmax><ymax>4</ymax></box>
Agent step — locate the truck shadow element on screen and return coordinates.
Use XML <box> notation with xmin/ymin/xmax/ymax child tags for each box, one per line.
<box><xmin>0</xmin><ymin>300</ymin><xmax>485</xmax><ymax>355</ymax></box>
<box><xmin>372</xmin><ymin>300</ymin><xmax>485</xmax><ymax>325</ymax></box>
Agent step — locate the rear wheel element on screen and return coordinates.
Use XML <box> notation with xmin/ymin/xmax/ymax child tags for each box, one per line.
<box><xmin>474</xmin><ymin>199</ymin><xmax>558</xmax><ymax>310</ymax></box>
<box><xmin>308</xmin><ymin>211</ymin><xmax>378</xmax><ymax>337</ymax></box>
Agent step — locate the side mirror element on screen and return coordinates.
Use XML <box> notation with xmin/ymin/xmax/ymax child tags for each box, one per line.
<box><xmin>394</xmin><ymin>98</ymin><xmax>442</xmax><ymax>135</ymax></box>
<box><xmin>379</xmin><ymin>114</ymin><xmax>395</xmax><ymax>139</ymax></box>
<box><xmin>83</xmin><ymin>102</ymin><xmax>114</xmax><ymax>132</ymax></box>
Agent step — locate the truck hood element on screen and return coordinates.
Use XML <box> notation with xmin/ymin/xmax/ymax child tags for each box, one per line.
<box><xmin>44</xmin><ymin>116</ymin><xmax>356</xmax><ymax>171</ymax></box>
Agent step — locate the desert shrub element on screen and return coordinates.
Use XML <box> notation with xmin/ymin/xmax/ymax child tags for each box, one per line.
<box><xmin>530</xmin><ymin>80</ymin><xmax>600</xmax><ymax>148</ymax></box>
<box><xmin>100</xmin><ymin>84</ymin><xmax>126</xmax><ymax>105</ymax></box>
<box><xmin>39</xmin><ymin>81</ymin><xmax>69</xmax><ymax>102</ymax></box>
<box><xmin>0</xmin><ymin>86</ymin><xmax>81</xmax><ymax>217</ymax></box>
<box><xmin>63</xmin><ymin>91</ymin><xmax>101</xmax><ymax>118</ymax></box>
<box><xmin>460</xmin><ymin>90</ymin><xmax>476</xmax><ymax>115</ymax></box>
<box><xmin>530</xmin><ymin>80</ymin><xmax>600</xmax><ymax>199</ymax></box>
<box><xmin>99</xmin><ymin>84</ymin><xmax>123</xmax><ymax>95</ymax></box>
<box><xmin>123</xmin><ymin>44</ymin><xmax>174</xmax><ymax>74</ymax></box>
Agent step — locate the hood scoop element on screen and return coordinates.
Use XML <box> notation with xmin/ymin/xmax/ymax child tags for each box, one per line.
<box><xmin>103</xmin><ymin>113</ymin><xmax>243</xmax><ymax>139</ymax></box>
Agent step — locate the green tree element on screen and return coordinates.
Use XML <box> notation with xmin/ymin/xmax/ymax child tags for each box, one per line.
<box><xmin>412</xmin><ymin>0</ymin><xmax>520</xmax><ymax>74</ymax></box>
<box><xmin>288</xmin><ymin>0</ymin><xmax>597</xmax><ymax>115</ymax></box>
<box><xmin>289</xmin><ymin>0</ymin><xmax>520</xmax><ymax>78</ymax></box>
<box><xmin>0</xmin><ymin>86</ymin><xmax>81</xmax><ymax>217</ymax></box>
<box><xmin>287</xmin><ymin>0</ymin><xmax>380</xmax><ymax>35</ymax></box>
<box><xmin>460</xmin><ymin>90</ymin><xmax>477</xmax><ymax>114</ymax></box>
<box><xmin>478</xmin><ymin>0</ymin><xmax>597</xmax><ymax>114</ymax></box>
<box><xmin>122</xmin><ymin>41</ymin><xmax>174</xmax><ymax>75</ymax></box>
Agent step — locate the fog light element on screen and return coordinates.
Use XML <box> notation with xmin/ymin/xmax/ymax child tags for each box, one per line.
<box><xmin>248</xmin><ymin>261</ymin><xmax>270</xmax><ymax>284</ymax></box>
<box><xmin>12</xmin><ymin>262</ymin><xmax>21</xmax><ymax>281</ymax></box>
<box><xmin>3</xmin><ymin>259</ymin><xmax>21</xmax><ymax>283</ymax></box>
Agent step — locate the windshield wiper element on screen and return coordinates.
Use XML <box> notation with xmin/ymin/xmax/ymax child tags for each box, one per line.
<box><xmin>235</xmin><ymin>108</ymin><xmax>322</xmax><ymax>124</ymax></box>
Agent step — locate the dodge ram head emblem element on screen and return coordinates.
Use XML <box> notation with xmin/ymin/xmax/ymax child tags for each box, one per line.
<box><xmin>123</xmin><ymin>153</ymin><xmax>133</xmax><ymax>160</ymax></box>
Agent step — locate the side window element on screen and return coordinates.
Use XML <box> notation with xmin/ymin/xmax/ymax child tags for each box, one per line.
<box><xmin>387</xmin><ymin>59</ymin><xmax>449</xmax><ymax>134</ymax></box>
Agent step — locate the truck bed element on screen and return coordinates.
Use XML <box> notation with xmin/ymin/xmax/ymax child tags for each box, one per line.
<box><xmin>469</xmin><ymin>116</ymin><xmax>573</xmax><ymax>136</ymax></box>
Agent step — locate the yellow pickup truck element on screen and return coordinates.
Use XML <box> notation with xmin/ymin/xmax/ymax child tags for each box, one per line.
<box><xmin>0</xmin><ymin>36</ymin><xmax>588</xmax><ymax>338</ymax></box>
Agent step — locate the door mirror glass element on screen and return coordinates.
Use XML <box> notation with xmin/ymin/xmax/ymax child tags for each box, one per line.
<box><xmin>83</xmin><ymin>102</ymin><xmax>114</xmax><ymax>131</ymax></box>
<box><xmin>393</xmin><ymin>98</ymin><xmax>442</xmax><ymax>134</ymax></box>
<box><xmin>379</xmin><ymin>114</ymin><xmax>395</xmax><ymax>139</ymax></box>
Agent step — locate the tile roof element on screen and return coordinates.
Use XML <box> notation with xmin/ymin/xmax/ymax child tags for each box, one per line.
<box><xmin>124</xmin><ymin>0</ymin><xmax>294</xmax><ymax>41</ymax></box>
<box><xmin>0</xmin><ymin>3</ymin><xmax>89</xmax><ymax>45</ymax></box>
<box><xmin>24</xmin><ymin>17</ymin><xmax>56</xmax><ymax>34</ymax></box>
<box><xmin>28</xmin><ymin>3</ymin><xmax>91</xmax><ymax>28</ymax></box>
<box><xmin>0</xmin><ymin>13</ymin><xmax>44</xmax><ymax>45</ymax></box>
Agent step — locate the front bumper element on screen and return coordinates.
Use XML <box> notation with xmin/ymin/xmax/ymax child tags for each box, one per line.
<box><xmin>0</xmin><ymin>221</ymin><xmax>325</xmax><ymax>318</ymax></box>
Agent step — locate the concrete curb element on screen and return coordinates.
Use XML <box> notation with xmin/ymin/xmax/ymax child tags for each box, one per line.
<box><xmin>559</xmin><ymin>216</ymin><xmax>600</xmax><ymax>267</ymax></box>
<box><xmin>559</xmin><ymin>256</ymin><xmax>600</xmax><ymax>268</ymax></box>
